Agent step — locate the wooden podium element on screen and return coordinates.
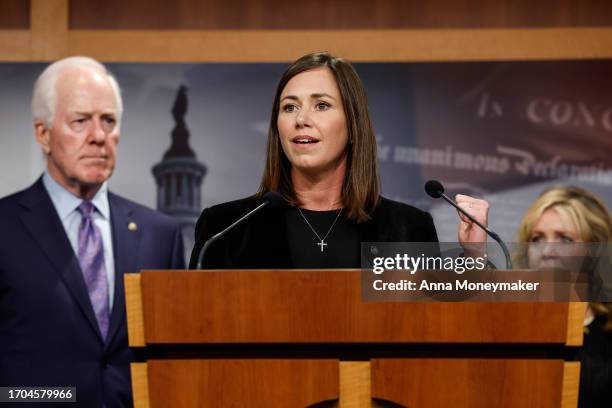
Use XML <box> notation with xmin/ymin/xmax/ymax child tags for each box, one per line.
<box><xmin>125</xmin><ymin>270</ymin><xmax>585</xmax><ymax>407</ymax></box>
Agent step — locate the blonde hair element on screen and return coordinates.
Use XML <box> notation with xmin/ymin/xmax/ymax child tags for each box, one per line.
<box><xmin>517</xmin><ymin>185</ymin><xmax>612</xmax><ymax>330</ymax></box>
<box><xmin>518</xmin><ymin>186</ymin><xmax>612</xmax><ymax>244</ymax></box>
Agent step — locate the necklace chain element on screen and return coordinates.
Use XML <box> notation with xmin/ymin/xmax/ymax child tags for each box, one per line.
<box><xmin>297</xmin><ymin>207</ymin><xmax>343</xmax><ymax>252</ymax></box>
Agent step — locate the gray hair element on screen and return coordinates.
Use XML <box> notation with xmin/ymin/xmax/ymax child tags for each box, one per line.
<box><xmin>31</xmin><ymin>56</ymin><xmax>123</xmax><ymax>128</ymax></box>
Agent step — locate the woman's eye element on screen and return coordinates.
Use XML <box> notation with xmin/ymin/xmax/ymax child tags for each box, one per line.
<box><xmin>529</xmin><ymin>235</ymin><xmax>543</xmax><ymax>243</ymax></box>
<box><xmin>315</xmin><ymin>102</ymin><xmax>330</xmax><ymax>110</ymax></box>
<box><xmin>281</xmin><ymin>104</ymin><xmax>297</xmax><ymax>113</ymax></box>
<box><xmin>560</xmin><ymin>235</ymin><xmax>575</xmax><ymax>244</ymax></box>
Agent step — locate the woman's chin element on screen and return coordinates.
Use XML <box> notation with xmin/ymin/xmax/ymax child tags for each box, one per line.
<box><xmin>530</xmin><ymin>260</ymin><xmax>565</xmax><ymax>270</ymax></box>
<box><xmin>291</xmin><ymin>161</ymin><xmax>329</xmax><ymax>176</ymax></box>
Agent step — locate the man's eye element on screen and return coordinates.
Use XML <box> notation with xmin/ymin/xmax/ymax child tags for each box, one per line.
<box><xmin>70</xmin><ymin>118</ymin><xmax>88</xmax><ymax>131</ymax></box>
<box><xmin>101</xmin><ymin>116</ymin><xmax>117</xmax><ymax>131</ymax></box>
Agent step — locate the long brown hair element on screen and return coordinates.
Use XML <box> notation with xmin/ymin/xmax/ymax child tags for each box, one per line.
<box><xmin>257</xmin><ymin>52</ymin><xmax>380</xmax><ymax>222</ymax></box>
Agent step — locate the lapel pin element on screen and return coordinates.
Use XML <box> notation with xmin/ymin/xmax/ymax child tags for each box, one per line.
<box><xmin>128</xmin><ymin>222</ymin><xmax>138</xmax><ymax>232</ymax></box>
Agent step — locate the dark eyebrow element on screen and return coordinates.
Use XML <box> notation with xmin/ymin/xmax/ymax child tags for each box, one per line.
<box><xmin>280</xmin><ymin>95</ymin><xmax>299</xmax><ymax>102</ymax></box>
<box><xmin>280</xmin><ymin>93</ymin><xmax>336</xmax><ymax>102</ymax></box>
<box><xmin>311</xmin><ymin>93</ymin><xmax>335</xmax><ymax>100</ymax></box>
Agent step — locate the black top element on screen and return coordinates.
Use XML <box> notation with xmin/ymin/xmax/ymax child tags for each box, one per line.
<box><xmin>285</xmin><ymin>207</ymin><xmax>360</xmax><ymax>268</ymax></box>
<box><xmin>578</xmin><ymin>316</ymin><xmax>612</xmax><ymax>407</ymax></box>
<box><xmin>189</xmin><ymin>195</ymin><xmax>438</xmax><ymax>269</ymax></box>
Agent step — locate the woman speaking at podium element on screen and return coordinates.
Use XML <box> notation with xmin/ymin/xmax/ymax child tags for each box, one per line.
<box><xmin>189</xmin><ymin>52</ymin><xmax>486</xmax><ymax>269</ymax></box>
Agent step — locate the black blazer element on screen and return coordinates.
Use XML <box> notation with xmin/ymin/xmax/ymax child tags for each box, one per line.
<box><xmin>189</xmin><ymin>195</ymin><xmax>438</xmax><ymax>269</ymax></box>
<box><xmin>0</xmin><ymin>178</ymin><xmax>185</xmax><ymax>407</ymax></box>
<box><xmin>578</xmin><ymin>316</ymin><xmax>612</xmax><ymax>408</ymax></box>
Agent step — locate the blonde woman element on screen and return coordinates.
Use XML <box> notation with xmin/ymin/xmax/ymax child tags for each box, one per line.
<box><xmin>517</xmin><ymin>186</ymin><xmax>612</xmax><ymax>407</ymax></box>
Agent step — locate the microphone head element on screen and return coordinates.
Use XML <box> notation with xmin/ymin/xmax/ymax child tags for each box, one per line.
<box><xmin>424</xmin><ymin>180</ymin><xmax>444</xmax><ymax>198</ymax></box>
<box><xmin>262</xmin><ymin>191</ymin><xmax>284</xmax><ymax>209</ymax></box>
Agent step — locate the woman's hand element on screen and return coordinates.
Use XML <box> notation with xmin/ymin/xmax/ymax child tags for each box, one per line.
<box><xmin>456</xmin><ymin>194</ymin><xmax>489</xmax><ymax>256</ymax></box>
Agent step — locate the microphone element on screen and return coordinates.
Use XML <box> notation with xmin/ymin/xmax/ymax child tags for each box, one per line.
<box><xmin>194</xmin><ymin>192</ymin><xmax>283</xmax><ymax>269</ymax></box>
<box><xmin>424</xmin><ymin>180</ymin><xmax>513</xmax><ymax>269</ymax></box>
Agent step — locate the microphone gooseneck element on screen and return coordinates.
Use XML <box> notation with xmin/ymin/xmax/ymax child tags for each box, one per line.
<box><xmin>194</xmin><ymin>192</ymin><xmax>283</xmax><ymax>270</ymax></box>
<box><xmin>425</xmin><ymin>180</ymin><xmax>513</xmax><ymax>269</ymax></box>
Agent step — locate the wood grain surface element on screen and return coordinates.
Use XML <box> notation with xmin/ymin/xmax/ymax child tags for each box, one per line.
<box><xmin>371</xmin><ymin>358</ymin><xmax>567</xmax><ymax>407</ymax></box>
<box><xmin>68</xmin><ymin>0</ymin><xmax>612</xmax><ymax>30</ymax></box>
<box><xmin>138</xmin><ymin>270</ymin><xmax>574</xmax><ymax>344</ymax></box>
<box><xmin>147</xmin><ymin>359</ymin><xmax>339</xmax><ymax>407</ymax></box>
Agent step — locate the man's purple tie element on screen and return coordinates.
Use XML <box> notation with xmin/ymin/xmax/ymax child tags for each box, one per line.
<box><xmin>77</xmin><ymin>201</ymin><xmax>110</xmax><ymax>340</ymax></box>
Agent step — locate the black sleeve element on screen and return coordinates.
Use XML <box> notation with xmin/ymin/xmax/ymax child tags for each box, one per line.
<box><xmin>421</xmin><ymin>211</ymin><xmax>441</xmax><ymax>259</ymax></box>
<box><xmin>423</xmin><ymin>211</ymin><xmax>439</xmax><ymax>243</ymax></box>
<box><xmin>188</xmin><ymin>208</ymin><xmax>216</xmax><ymax>269</ymax></box>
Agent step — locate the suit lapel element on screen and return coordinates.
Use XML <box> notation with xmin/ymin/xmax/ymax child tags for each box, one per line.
<box><xmin>358</xmin><ymin>199</ymin><xmax>380</xmax><ymax>243</ymax></box>
<box><xmin>358</xmin><ymin>216</ymin><xmax>378</xmax><ymax>243</ymax></box>
<box><xmin>18</xmin><ymin>179</ymin><xmax>103</xmax><ymax>341</ymax></box>
<box><xmin>106</xmin><ymin>193</ymin><xmax>139</xmax><ymax>347</ymax></box>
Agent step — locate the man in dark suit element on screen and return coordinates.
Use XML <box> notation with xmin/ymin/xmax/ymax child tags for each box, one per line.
<box><xmin>0</xmin><ymin>57</ymin><xmax>185</xmax><ymax>407</ymax></box>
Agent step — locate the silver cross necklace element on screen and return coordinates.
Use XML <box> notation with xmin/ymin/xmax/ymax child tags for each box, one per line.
<box><xmin>297</xmin><ymin>208</ymin><xmax>343</xmax><ymax>252</ymax></box>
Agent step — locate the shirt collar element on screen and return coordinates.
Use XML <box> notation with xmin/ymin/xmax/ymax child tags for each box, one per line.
<box><xmin>42</xmin><ymin>171</ymin><xmax>110</xmax><ymax>220</ymax></box>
